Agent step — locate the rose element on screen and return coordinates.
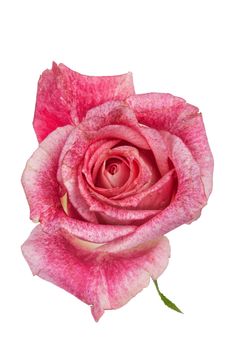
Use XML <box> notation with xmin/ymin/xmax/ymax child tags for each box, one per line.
<box><xmin>21</xmin><ymin>63</ymin><xmax>213</xmax><ymax>321</ymax></box>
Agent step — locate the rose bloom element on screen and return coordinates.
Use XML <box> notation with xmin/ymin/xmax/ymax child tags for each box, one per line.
<box><xmin>21</xmin><ymin>63</ymin><xmax>213</xmax><ymax>321</ymax></box>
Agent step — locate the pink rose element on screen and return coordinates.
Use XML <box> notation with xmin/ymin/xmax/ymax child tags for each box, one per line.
<box><xmin>21</xmin><ymin>63</ymin><xmax>213</xmax><ymax>321</ymax></box>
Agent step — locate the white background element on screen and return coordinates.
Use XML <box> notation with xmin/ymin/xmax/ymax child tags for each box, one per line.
<box><xmin>0</xmin><ymin>0</ymin><xmax>232</xmax><ymax>349</ymax></box>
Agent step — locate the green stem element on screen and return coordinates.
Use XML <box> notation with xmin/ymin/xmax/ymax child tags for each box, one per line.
<box><xmin>153</xmin><ymin>280</ymin><xmax>183</xmax><ymax>314</ymax></box>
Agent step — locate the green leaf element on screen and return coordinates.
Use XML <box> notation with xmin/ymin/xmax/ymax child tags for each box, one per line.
<box><xmin>153</xmin><ymin>280</ymin><xmax>183</xmax><ymax>314</ymax></box>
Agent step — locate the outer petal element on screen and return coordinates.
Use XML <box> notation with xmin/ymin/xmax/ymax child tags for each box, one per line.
<box><xmin>34</xmin><ymin>63</ymin><xmax>135</xmax><ymax>142</ymax></box>
<box><xmin>21</xmin><ymin>120</ymin><xmax>138</xmax><ymax>243</ymax></box>
<box><xmin>21</xmin><ymin>225</ymin><xmax>170</xmax><ymax>321</ymax></box>
<box><xmin>44</xmin><ymin>212</ymin><xmax>136</xmax><ymax>244</ymax></box>
<box><xmin>21</xmin><ymin>125</ymin><xmax>74</xmax><ymax>222</ymax></box>
<box><xmin>126</xmin><ymin>93</ymin><xmax>214</xmax><ymax>197</ymax></box>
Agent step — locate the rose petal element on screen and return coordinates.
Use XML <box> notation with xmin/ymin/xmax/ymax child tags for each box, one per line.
<box><xmin>92</xmin><ymin>146</ymin><xmax>154</xmax><ymax>193</ymax></box>
<box><xmin>89</xmin><ymin>146</ymin><xmax>136</xmax><ymax>192</ymax></box>
<box><xmin>99</xmin><ymin>159</ymin><xmax>130</xmax><ymax>188</ymax></box>
<box><xmin>93</xmin><ymin>206</ymin><xmax>160</xmax><ymax>226</ymax></box>
<box><xmin>88</xmin><ymin>157</ymin><xmax>139</xmax><ymax>199</ymax></box>
<box><xmin>83</xmin><ymin>139</ymin><xmax>120</xmax><ymax>187</ymax></box>
<box><xmin>83</xmin><ymin>101</ymin><xmax>150</xmax><ymax>149</ymax></box>
<box><xmin>135</xmin><ymin>169</ymin><xmax>176</xmax><ymax>210</ymax></box>
<box><xmin>22</xmin><ymin>225</ymin><xmax>170</xmax><ymax>321</ymax></box>
<box><xmin>34</xmin><ymin>63</ymin><xmax>135</xmax><ymax>142</ymax></box>
<box><xmin>60</xmin><ymin>106</ymin><xmax>154</xmax><ymax>212</ymax></box>
<box><xmin>98</xmin><ymin>134</ymin><xmax>207</xmax><ymax>253</ymax></box>
<box><xmin>138</xmin><ymin>126</ymin><xmax>170</xmax><ymax>176</ymax></box>
<box><xmin>65</xmin><ymin>183</ymin><xmax>98</xmax><ymax>223</ymax></box>
<box><xmin>44</xmin><ymin>212</ymin><xmax>136</xmax><ymax>243</ymax></box>
<box><xmin>21</xmin><ymin>125</ymin><xmax>74</xmax><ymax>222</ymax></box>
<box><xmin>72</xmin><ymin>146</ymin><xmax>156</xmax><ymax>217</ymax></box>
<box><xmin>77</xmin><ymin>166</ymin><xmax>160</xmax><ymax>225</ymax></box>
<box><xmin>58</xmin><ymin>102</ymin><xmax>150</xmax><ymax>190</ymax></box>
<box><xmin>126</xmin><ymin>93</ymin><xmax>214</xmax><ymax>197</ymax></box>
<box><xmin>87</xmin><ymin>169</ymin><xmax>175</xmax><ymax>210</ymax></box>
<box><xmin>61</xmin><ymin>125</ymin><xmax>150</xmax><ymax>184</ymax></box>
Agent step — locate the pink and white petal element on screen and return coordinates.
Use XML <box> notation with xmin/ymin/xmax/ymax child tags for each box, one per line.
<box><xmin>136</xmin><ymin>169</ymin><xmax>176</xmax><ymax>210</ymax></box>
<box><xmin>34</xmin><ymin>63</ymin><xmax>135</xmax><ymax>142</ymax></box>
<box><xmin>138</xmin><ymin>126</ymin><xmax>170</xmax><ymax>176</ymax></box>
<box><xmin>22</xmin><ymin>225</ymin><xmax>170</xmax><ymax>321</ymax></box>
<box><xmin>88</xmin><ymin>124</ymin><xmax>150</xmax><ymax>151</ymax></box>
<box><xmin>91</xmin><ymin>146</ymin><xmax>154</xmax><ymax>197</ymax></box>
<box><xmin>85</xmin><ymin>143</ymin><xmax>132</xmax><ymax>195</ymax></box>
<box><xmin>60</xmin><ymin>162</ymin><xmax>100</xmax><ymax>223</ymax></box>
<box><xmin>87</xmin><ymin>158</ymin><xmax>138</xmax><ymax>199</ymax></box>
<box><xmin>57</xmin><ymin>102</ymin><xmax>129</xmax><ymax>167</ymax></box>
<box><xmin>59</xmin><ymin>102</ymin><xmax>150</xmax><ymax>190</ymax></box>
<box><xmin>126</xmin><ymin>93</ymin><xmax>214</xmax><ymax>198</ymax></box>
<box><xmin>97</xmin><ymin>159</ymin><xmax>130</xmax><ymax>189</ymax></box>
<box><xmin>91</xmin><ymin>169</ymin><xmax>175</xmax><ymax>210</ymax></box>
<box><xmin>60</xmin><ymin>126</ymin><xmax>151</xmax><ymax>212</ymax></box>
<box><xmin>101</xmin><ymin>236</ymin><xmax>170</xmax><ymax>315</ymax></box>
<box><xmin>83</xmin><ymin>102</ymin><xmax>150</xmax><ymax>149</ymax></box>
<box><xmin>60</xmin><ymin>124</ymin><xmax>149</xmax><ymax>187</ymax></box>
<box><xmin>95</xmin><ymin>208</ymin><xmax>160</xmax><ymax>226</ymax></box>
<box><xmin>99</xmin><ymin>134</ymin><xmax>207</xmax><ymax>253</ymax></box>
<box><xmin>22</xmin><ymin>125</ymin><xmax>74</xmax><ymax>223</ymax></box>
<box><xmin>108</xmin><ymin>145</ymin><xmax>155</xmax><ymax>188</ymax></box>
<box><xmin>66</xmin><ymin>179</ymin><xmax>98</xmax><ymax>223</ymax></box>
<box><xmin>83</xmin><ymin>139</ymin><xmax>120</xmax><ymax>185</ymax></box>
<box><xmin>77</xmin><ymin>167</ymin><xmax>159</xmax><ymax>225</ymax></box>
<box><xmin>44</xmin><ymin>211</ymin><xmax>136</xmax><ymax>244</ymax></box>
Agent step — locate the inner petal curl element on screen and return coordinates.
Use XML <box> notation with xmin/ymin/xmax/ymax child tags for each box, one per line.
<box><xmin>98</xmin><ymin>157</ymin><xmax>130</xmax><ymax>188</ymax></box>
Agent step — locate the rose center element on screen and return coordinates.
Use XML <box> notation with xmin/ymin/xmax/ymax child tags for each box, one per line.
<box><xmin>108</xmin><ymin>163</ymin><xmax>118</xmax><ymax>175</ymax></box>
<box><xmin>98</xmin><ymin>157</ymin><xmax>130</xmax><ymax>188</ymax></box>
<box><xmin>106</xmin><ymin>158</ymin><xmax>121</xmax><ymax>175</ymax></box>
